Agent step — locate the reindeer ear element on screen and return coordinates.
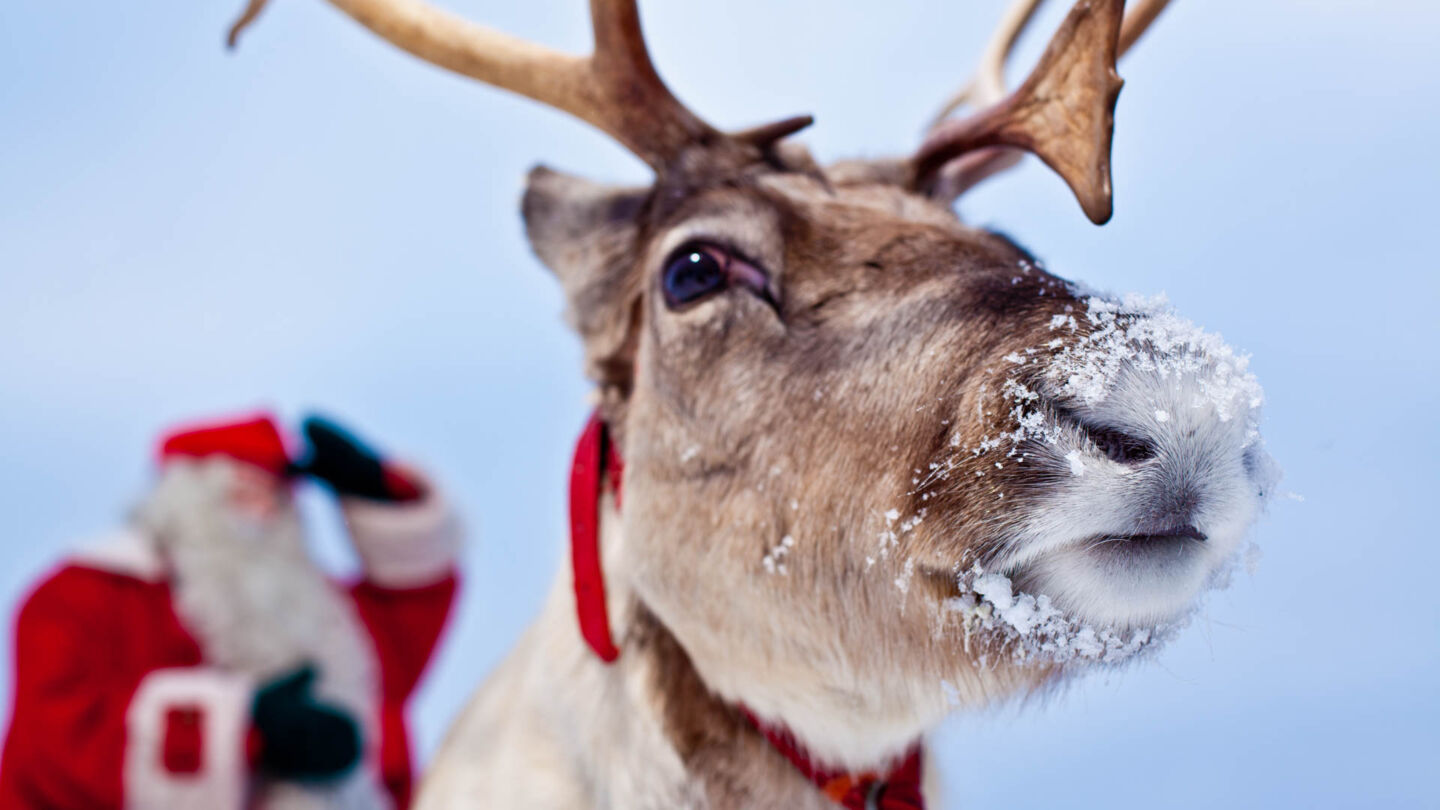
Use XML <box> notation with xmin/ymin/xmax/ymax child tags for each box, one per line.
<box><xmin>522</xmin><ymin>166</ymin><xmax>649</xmax><ymax>391</ymax></box>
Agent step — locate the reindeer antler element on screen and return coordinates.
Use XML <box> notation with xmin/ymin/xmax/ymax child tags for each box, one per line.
<box><xmin>926</xmin><ymin>0</ymin><xmax>1048</xmax><ymax>129</ymax></box>
<box><xmin>912</xmin><ymin>0</ymin><xmax>1124</xmax><ymax>224</ymax></box>
<box><xmin>914</xmin><ymin>0</ymin><xmax>1174</xmax><ymax>223</ymax></box>
<box><xmin>228</xmin><ymin>0</ymin><xmax>797</xmax><ymax>171</ymax></box>
<box><xmin>1118</xmin><ymin>0</ymin><xmax>1172</xmax><ymax>55</ymax></box>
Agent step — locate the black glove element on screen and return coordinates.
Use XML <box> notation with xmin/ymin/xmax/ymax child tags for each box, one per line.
<box><xmin>293</xmin><ymin>414</ymin><xmax>418</xmax><ymax>502</ymax></box>
<box><xmin>250</xmin><ymin>665</ymin><xmax>361</xmax><ymax>782</ymax></box>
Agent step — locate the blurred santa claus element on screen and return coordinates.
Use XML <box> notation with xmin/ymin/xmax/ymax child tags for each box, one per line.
<box><xmin>0</xmin><ymin>411</ymin><xmax>463</xmax><ymax>809</ymax></box>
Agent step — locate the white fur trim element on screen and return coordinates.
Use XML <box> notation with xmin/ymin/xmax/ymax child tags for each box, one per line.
<box><xmin>343</xmin><ymin>480</ymin><xmax>460</xmax><ymax>588</ymax></box>
<box><xmin>124</xmin><ymin>668</ymin><xmax>253</xmax><ymax>810</ymax></box>
<box><xmin>70</xmin><ymin>528</ymin><xmax>166</xmax><ymax>582</ymax></box>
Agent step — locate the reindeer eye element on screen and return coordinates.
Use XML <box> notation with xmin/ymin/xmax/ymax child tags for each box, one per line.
<box><xmin>662</xmin><ymin>243</ymin><xmax>729</xmax><ymax>308</ymax></box>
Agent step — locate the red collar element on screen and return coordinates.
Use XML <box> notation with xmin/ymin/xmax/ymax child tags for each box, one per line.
<box><xmin>569</xmin><ymin>410</ymin><xmax>623</xmax><ymax>663</ymax></box>
<box><xmin>742</xmin><ymin>709</ymin><xmax>926</xmax><ymax>810</ymax></box>
<box><xmin>568</xmin><ymin>411</ymin><xmax>926</xmax><ymax>809</ymax></box>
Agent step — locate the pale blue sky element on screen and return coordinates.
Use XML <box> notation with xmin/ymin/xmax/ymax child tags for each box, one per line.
<box><xmin>2</xmin><ymin>1</ymin><xmax>1437</xmax><ymax>806</ymax></box>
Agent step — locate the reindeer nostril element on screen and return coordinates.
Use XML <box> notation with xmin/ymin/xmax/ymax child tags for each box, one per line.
<box><xmin>1085</xmin><ymin>424</ymin><xmax>1156</xmax><ymax>465</ymax></box>
<box><xmin>1049</xmin><ymin>406</ymin><xmax>1158</xmax><ymax>466</ymax></box>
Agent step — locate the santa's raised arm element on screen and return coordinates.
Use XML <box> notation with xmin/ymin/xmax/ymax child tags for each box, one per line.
<box><xmin>0</xmin><ymin>412</ymin><xmax>462</xmax><ymax>810</ymax></box>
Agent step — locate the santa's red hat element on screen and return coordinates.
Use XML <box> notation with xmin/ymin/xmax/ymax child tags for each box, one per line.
<box><xmin>157</xmin><ymin>413</ymin><xmax>293</xmax><ymax>479</ymax></box>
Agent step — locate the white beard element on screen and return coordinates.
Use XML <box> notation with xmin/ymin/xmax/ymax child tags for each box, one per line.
<box><xmin>134</xmin><ymin>459</ymin><xmax>390</xmax><ymax>810</ymax></box>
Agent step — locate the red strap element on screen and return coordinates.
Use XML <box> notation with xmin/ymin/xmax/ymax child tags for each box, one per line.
<box><xmin>570</xmin><ymin>411</ymin><xmax>622</xmax><ymax>663</ymax></box>
<box><xmin>742</xmin><ymin>709</ymin><xmax>926</xmax><ymax>810</ymax></box>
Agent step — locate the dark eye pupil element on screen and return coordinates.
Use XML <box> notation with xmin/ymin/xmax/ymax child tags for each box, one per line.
<box><xmin>663</xmin><ymin>247</ymin><xmax>727</xmax><ymax>308</ymax></box>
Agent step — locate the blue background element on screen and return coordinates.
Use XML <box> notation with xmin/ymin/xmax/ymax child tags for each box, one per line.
<box><xmin>2</xmin><ymin>1</ymin><xmax>1437</xmax><ymax>806</ymax></box>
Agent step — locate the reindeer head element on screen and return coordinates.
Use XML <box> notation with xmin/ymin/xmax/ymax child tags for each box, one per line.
<box><xmin>234</xmin><ymin>0</ymin><xmax>1273</xmax><ymax>767</ymax></box>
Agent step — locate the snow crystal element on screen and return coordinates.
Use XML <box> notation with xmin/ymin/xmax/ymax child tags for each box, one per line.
<box><xmin>1047</xmin><ymin>294</ymin><xmax>1266</xmax><ymax>443</ymax></box>
<box><xmin>1065</xmin><ymin>450</ymin><xmax>1086</xmax><ymax>476</ymax></box>
<box><xmin>894</xmin><ymin>557</ymin><xmax>917</xmax><ymax>594</ymax></box>
<box><xmin>872</xmin><ymin>509</ymin><xmax>925</xmax><ymax>563</ymax></box>
<box><xmin>762</xmin><ymin>535</ymin><xmax>795</xmax><ymax>575</ymax></box>
<box><xmin>972</xmin><ymin>572</ymin><xmax>1012</xmax><ymax>611</ymax></box>
<box><xmin>946</xmin><ymin>293</ymin><xmax>1271</xmax><ymax>473</ymax></box>
<box><xmin>945</xmin><ymin>565</ymin><xmax>1169</xmax><ymax>666</ymax></box>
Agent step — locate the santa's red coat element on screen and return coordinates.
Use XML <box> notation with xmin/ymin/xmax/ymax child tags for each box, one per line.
<box><xmin>0</xmin><ymin>491</ymin><xmax>460</xmax><ymax>810</ymax></box>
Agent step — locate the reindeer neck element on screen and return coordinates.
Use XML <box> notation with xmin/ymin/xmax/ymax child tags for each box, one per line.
<box><xmin>617</xmin><ymin>600</ymin><xmax>860</xmax><ymax>810</ymax></box>
<box><xmin>567</xmin><ymin>414</ymin><xmax>927</xmax><ymax>807</ymax></box>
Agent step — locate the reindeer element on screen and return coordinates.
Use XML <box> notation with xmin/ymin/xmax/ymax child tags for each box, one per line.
<box><xmin>228</xmin><ymin>0</ymin><xmax>1274</xmax><ymax>806</ymax></box>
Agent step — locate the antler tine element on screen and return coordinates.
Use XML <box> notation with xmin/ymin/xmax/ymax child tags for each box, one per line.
<box><xmin>228</xmin><ymin>0</ymin><xmax>722</xmax><ymax>171</ymax></box>
<box><xmin>913</xmin><ymin>0</ymin><xmax>1125</xmax><ymax>224</ymax></box>
<box><xmin>927</xmin><ymin>0</ymin><xmax>1048</xmax><ymax>131</ymax></box>
<box><xmin>926</xmin><ymin>0</ymin><xmax>1168</xmax><ymax>130</ymax></box>
<box><xmin>922</xmin><ymin>0</ymin><xmax>1177</xmax><ymax>213</ymax></box>
<box><xmin>227</xmin><ymin>0</ymin><xmax>269</xmax><ymax>48</ymax></box>
<box><xmin>584</xmin><ymin>0</ymin><xmax>721</xmax><ymax>165</ymax></box>
<box><xmin>1117</xmin><ymin>0</ymin><xmax>1172</xmax><ymax>54</ymax></box>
